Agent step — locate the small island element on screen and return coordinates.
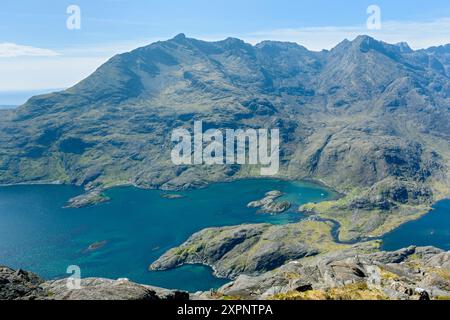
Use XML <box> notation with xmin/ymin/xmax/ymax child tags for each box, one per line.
<box><xmin>160</xmin><ymin>193</ymin><xmax>185</xmax><ymax>199</ymax></box>
<box><xmin>65</xmin><ymin>189</ymin><xmax>110</xmax><ymax>208</ymax></box>
<box><xmin>247</xmin><ymin>190</ymin><xmax>291</xmax><ymax>214</ymax></box>
<box><xmin>86</xmin><ymin>240</ymin><xmax>108</xmax><ymax>252</ymax></box>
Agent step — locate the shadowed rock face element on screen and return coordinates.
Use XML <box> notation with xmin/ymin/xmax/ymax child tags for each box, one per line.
<box><xmin>0</xmin><ymin>266</ymin><xmax>189</xmax><ymax>300</ymax></box>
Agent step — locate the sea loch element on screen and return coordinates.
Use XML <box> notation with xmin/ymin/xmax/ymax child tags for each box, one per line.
<box><xmin>0</xmin><ymin>179</ymin><xmax>333</xmax><ymax>292</ymax></box>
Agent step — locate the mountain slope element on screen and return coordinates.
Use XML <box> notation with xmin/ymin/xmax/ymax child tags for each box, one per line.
<box><xmin>0</xmin><ymin>34</ymin><xmax>449</xmax><ymax>240</ymax></box>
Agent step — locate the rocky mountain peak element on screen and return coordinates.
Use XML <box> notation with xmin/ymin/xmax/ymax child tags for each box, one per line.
<box><xmin>395</xmin><ymin>42</ymin><xmax>413</xmax><ymax>53</ymax></box>
<box><xmin>351</xmin><ymin>35</ymin><xmax>391</xmax><ymax>54</ymax></box>
<box><xmin>172</xmin><ymin>33</ymin><xmax>187</xmax><ymax>41</ymax></box>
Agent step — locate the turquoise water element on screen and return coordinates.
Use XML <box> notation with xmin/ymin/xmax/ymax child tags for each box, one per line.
<box><xmin>382</xmin><ymin>200</ymin><xmax>450</xmax><ymax>251</ymax></box>
<box><xmin>0</xmin><ymin>179</ymin><xmax>333</xmax><ymax>292</ymax></box>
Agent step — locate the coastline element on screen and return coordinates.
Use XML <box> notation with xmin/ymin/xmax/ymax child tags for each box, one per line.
<box><xmin>0</xmin><ymin>176</ymin><xmax>443</xmax><ymax>244</ymax></box>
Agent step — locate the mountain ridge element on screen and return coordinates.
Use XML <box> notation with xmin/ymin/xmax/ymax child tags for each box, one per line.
<box><xmin>0</xmin><ymin>34</ymin><xmax>449</xmax><ymax>242</ymax></box>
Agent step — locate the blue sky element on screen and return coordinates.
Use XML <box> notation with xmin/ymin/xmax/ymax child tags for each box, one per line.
<box><xmin>1</xmin><ymin>0</ymin><xmax>450</xmax><ymax>103</ymax></box>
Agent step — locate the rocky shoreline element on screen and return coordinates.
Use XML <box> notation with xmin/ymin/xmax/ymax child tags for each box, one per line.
<box><xmin>65</xmin><ymin>189</ymin><xmax>110</xmax><ymax>208</ymax></box>
<box><xmin>247</xmin><ymin>190</ymin><xmax>291</xmax><ymax>214</ymax></box>
<box><xmin>149</xmin><ymin>221</ymin><xmax>338</xmax><ymax>279</ymax></box>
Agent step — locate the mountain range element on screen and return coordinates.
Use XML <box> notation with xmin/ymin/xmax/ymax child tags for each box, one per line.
<box><xmin>0</xmin><ymin>34</ymin><xmax>450</xmax><ymax>242</ymax></box>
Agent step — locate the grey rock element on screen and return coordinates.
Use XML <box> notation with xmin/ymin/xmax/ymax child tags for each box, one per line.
<box><xmin>150</xmin><ymin>223</ymin><xmax>319</xmax><ymax>279</ymax></box>
<box><xmin>0</xmin><ymin>266</ymin><xmax>45</xmax><ymax>300</ymax></box>
<box><xmin>160</xmin><ymin>193</ymin><xmax>185</xmax><ymax>199</ymax></box>
<box><xmin>85</xmin><ymin>240</ymin><xmax>108</xmax><ymax>252</ymax></box>
<box><xmin>247</xmin><ymin>190</ymin><xmax>291</xmax><ymax>214</ymax></box>
<box><xmin>0</xmin><ymin>266</ymin><xmax>189</xmax><ymax>300</ymax></box>
<box><xmin>217</xmin><ymin>245</ymin><xmax>450</xmax><ymax>300</ymax></box>
<box><xmin>261</xmin><ymin>201</ymin><xmax>291</xmax><ymax>214</ymax></box>
<box><xmin>41</xmin><ymin>278</ymin><xmax>189</xmax><ymax>300</ymax></box>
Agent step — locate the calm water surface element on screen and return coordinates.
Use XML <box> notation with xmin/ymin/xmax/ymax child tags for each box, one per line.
<box><xmin>0</xmin><ymin>179</ymin><xmax>334</xmax><ymax>291</ymax></box>
<box><xmin>382</xmin><ymin>200</ymin><xmax>450</xmax><ymax>252</ymax></box>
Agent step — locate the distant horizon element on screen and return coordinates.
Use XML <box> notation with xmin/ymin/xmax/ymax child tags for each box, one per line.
<box><xmin>0</xmin><ymin>88</ymin><xmax>65</xmax><ymax>106</ymax></box>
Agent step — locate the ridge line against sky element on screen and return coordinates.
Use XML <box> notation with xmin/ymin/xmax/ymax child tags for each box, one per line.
<box><xmin>1</xmin><ymin>0</ymin><xmax>450</xmax><ymax>99</ymax></box>
<box><xmin>2</xmin><ymin>17</ymin><xmax>450</xmax><ymax>94</ymax></box>
<box><xmin>4</xmin><ymin>17</ymin><xmax>450</xmax><ymax>57</ymax></box>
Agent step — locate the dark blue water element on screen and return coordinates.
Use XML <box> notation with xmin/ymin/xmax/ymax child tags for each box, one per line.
<box><xmin>382</xmin><ymin>200</ymin><xmax>450</xmax><ymax>251</ymax></box>
<box><xmin>0</xmin><ymin>179</ymin><xmax>334</xmax><ymax>292</ymax></box>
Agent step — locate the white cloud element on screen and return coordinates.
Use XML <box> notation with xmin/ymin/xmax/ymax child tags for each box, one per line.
<box><xmin>0</xmin><ymin>38</ymin><xmax>165</xmax><ymax>92</ymax></box>
<box><xmin>0</xmin><ymin>43</ymin><xmax>60</xmax><ymax>58</ymax></box>
<box><xmin>2</xmin><ymin>18</ymin><xmax>450</xmax><ymax>92</ymax></box>
<box><xmin>238</xmin><ymin>18</ymin><xmax>450</xmax><ymax>51</ymax></box>
<box><xmin>0</xmin><ymin>57</ymin><xmax>108</xmax><ymax>91</ymax></box>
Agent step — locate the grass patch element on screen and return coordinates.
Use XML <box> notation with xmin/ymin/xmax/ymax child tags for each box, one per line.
<box><xmin>270</xmin><ymin>283</ymin><xmax>388</xmax><ymax>300</ymax></box>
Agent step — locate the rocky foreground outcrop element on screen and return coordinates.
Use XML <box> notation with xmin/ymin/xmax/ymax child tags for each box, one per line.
<box><xmin>0</xmin><ymin>267</ymin><xmax>46</xmax><ymax>300</ymax></box>
<box><xmin>0</xmin><ymin>266</ymin><xmax>188</xmax><ymax>300</ymax></box>
<box><xmin>195</xmin><ymin>245</ymin><xmax>450</xmax><ymax>300</ymax></box>
<box><xmin>2</xmin><ymin>246</ymin><xmax>449</xmax><ymax>300</ymax></box>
